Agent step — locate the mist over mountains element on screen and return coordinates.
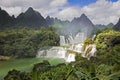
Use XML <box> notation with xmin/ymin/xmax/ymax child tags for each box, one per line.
<box><xmin>0</xmin><ymin>7</ymin><xmax>120</xmax><ymax>35</ymax></box>
<box><xmin>0</xmin><ymin>7</ymin><xmax>93</xmax><ymax>27</ymax></box>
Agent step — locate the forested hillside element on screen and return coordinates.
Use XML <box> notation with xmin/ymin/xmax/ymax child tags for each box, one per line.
<box><xmin>4</xmin><ymin>29</ymin><xmax>120</xmax><ymax>80</ymax></box>
<box><xmin>0</xmin><ymin>27</ymin><xmax>59</xmax><ymax>58</ymax></box>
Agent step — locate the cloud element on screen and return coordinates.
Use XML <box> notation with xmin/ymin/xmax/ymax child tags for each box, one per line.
<box><xmin>50</xmin><ymin>0</ymin><xmax>67</xmax><ymax>7</ymax></box>
<box><xmin>0</xmin><ymin>0</ymin><xmax>51</xmax><ymax>8</ymax></box>
<box><xmin>53</xmin><ymin>7</ymin><xmax>82</xmax><ymax>21</ymax></box>
<box><xmin>0</xmin><ymin>0</ymin><xmax>120</xmax><ymax>24</ymax></box>
<box><xmin>81</xmin><ymin>0</ymin><xmax>120</xmax><ymax>24</ymax></box>
<box><xmin>1</xmin><ymin>6</ymin><xmax>22</xmax><ymax>17</ymax></box>
<box><xmin>0</xmin><ymin>0</ymin><xmax>68</xmax><ymax>18</ymax></box>
<box><xmin>54</xmin><ymin>0</ymin><xmax>120</xmax><ymax>24</ymax></box>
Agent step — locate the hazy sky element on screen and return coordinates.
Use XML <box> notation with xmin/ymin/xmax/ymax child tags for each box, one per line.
<box><xmin>0</xmin><ymin>0</ymin><xmax>120</xmax><ymax>25</ymax></box>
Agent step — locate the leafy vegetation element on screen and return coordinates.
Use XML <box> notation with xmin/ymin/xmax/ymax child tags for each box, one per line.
<box><xmin>3</xmin><ymin>29</ymin><xmax>120</xmax><ymax>80</ymax></box>
<box><xmin>83</xmin><ymin>38</ymin><xmax>94</xmax><ymax>51</ymax></box>
<box><xmin>0</xmin><ymin>27</ymin><xmax>59</xmax><ymax>58</ymax></box>
<box><xmin>0</xmin><ymin>58</ymin><xmax>65</xmax><ymax>80</ymax></box>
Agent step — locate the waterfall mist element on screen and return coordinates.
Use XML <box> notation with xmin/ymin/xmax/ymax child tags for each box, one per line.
<box><xmin>37</xmin><ymin>14</ymin><xmax>96</xmax><ymax>62</ymax></box>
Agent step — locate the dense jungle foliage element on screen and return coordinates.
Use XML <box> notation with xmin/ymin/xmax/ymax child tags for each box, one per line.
<box><xmin>4</xmin><ymin>29</ymin><xmax>120</xmax><ymax>80</ymax></box>
<box><xmin>0</xmin><ymin>27</ymin><xmax>59</xmax><ymax>58</ymax></box>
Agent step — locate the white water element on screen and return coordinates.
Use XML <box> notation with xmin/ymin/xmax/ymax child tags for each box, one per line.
<box><xmin>46</xmin><ymin>47</ymin><xmax>66</xmax><ymax>58</ymax></box>
<box><xmin>92</xmin><ymin>34</ymin><xmax>96</xmax><ymax>40</ymax></box>
<box><xmin>82</xmin><ymin>44</ymin><xmax>97</xmax><ymax>60</ymax></box>
<box><xmin>37</xmin><ymin>47</ymin><xmax>75</xmax><ymax>63</ymax></box>
<box><xmin>66</xmin><ymin>54</ymin><xmax>75</xmax><ymax>62</ymax></box>
<box><xmin>60</xmin><ymin>36</ymin><xmax>66</xmax><ymax>46</ymax></box>
<box><xmin>74</xmin><ymin>32</ymin><xmax>85</xmax><ymax>43</ymax></box>
<box><xmin>70</xmin><ymin>43</ymin><xmax>84</xmax><ymax>53</ymax></box>
<box><xmin>37</xmin><ymin>50</ymin><xmax>46</xmax><ymax>57</ymax></box>
<box><xmin>60</xmin><ymin>32</ymin><xmax>86</xmax><ymax>46</ymax></box>
<box><xmin>37</xmin><ymin>33</ymin><xmax>97</xmax><ymax>63</ymax></box>
<box><xmin>37</xmin><ymin>47</ymin><xmax>66</xmax><ymax>58</ymax></box>
<box><xmin>88</xmin><ymin>44</ymin><xmax>97</xmax><ymax>59</ymax></box>
<box><xmin>68</xmin><ymin>34</ymin><xmax>74</xmax><ymax>44</ymax></box>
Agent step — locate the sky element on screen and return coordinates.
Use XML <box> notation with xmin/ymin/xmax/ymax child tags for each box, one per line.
<box><xmin>0</xmin><ymin>0</ymin><xmax>120</xmax><ymax>25</ymax></box>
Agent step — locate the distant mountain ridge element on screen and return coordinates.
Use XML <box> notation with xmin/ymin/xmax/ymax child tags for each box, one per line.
<box><xmin>0</xmin><ymin>7</ymin><xmax>95</xmax><ymax>28</ymax></box>
<box><xmin>113</xmin><ymin>18</ymin><xmax>120</xmax><ymax>30</ymax></box>
<box><xmin>95</xmin><ymin>23</ymin><xmax>114</xmax><ymax>29</ymax></box>
<box><xmin>0</xmin><ymin>7</ymin><xmax>118</xmax><ymax>31</ymax></box>
<box><xmin>16</xmin><ymin>7</ymin><xmax>47</xmax><ymax>28</ymax></box>
<box><xmin>0</xmin><ymin>7</ymin><xmax>97</xmax><ymax>37</ymax></box>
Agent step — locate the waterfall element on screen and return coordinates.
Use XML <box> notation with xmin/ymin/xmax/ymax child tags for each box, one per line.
<box><xmin>60</xmin><ymin>36</ymin><xmax>66</xmax><ymax>46</ymax></box>
<box><xmin>69</xmin><ymin>43</ymin><xmax>83</xmax><ymax>53</ymax></box>
<box><xmin>37</xmin><ymin>33</ymin><xmax>97</xmax><ymax>63</ymax></box>
<box><xmin>74</xmin><ymin>32</ymin><xmax>85</xmax><ymax>43</ymax></box>
<box><xmin>46</xmin><ymin>47</ymin><xmax>66</xmax><ymax>58</ymax></box>
<box><xmin>37</xmin><ymin>47</ymin><xmax>67</xmax><ymax>58</ymax></box>
<box><xmin>37</xmin><ymin>47</ymin><xmax>75</xmax><ymax>63</ymax></box>
<box><xmin>82</xmin><ymin>44</ymin><xmax>97</xmax><ymax>60</ymax></box>
<box><xmin>74</xmin><ymin>43</ymin><xmax>83</xmax><ymax>53</ymax></box>
<box><xmin>66</xmin><ymin>54</ymin><xmax>75</xmax><ymax>63</ymax></box>
<box><xmin>89</xmin><ymin>44</ymin><xmax>97</xmax><ymax>58</ymax></box>
<box><xmin>60</xmin><ymin>32</ymin><xmax>86</xmax><ymax>45</ymax></box>
<box><xmin>36</xmin><ymin>50</ymin><xmax>47</xmax><ymax>57</ymax></box>
<box><xmin>68</xmin><ymin>34</ymin><xmax>74</xmax><ymax>44</ymax></box>
<box><xmin>92</xmin><ymin>34</ymin><xmax>96</xmax><ymax>40</ymax></box>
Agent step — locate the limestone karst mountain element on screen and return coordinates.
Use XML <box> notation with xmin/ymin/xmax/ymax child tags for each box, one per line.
<box><xmin>0</xmin><ymin>7</ymin><xmax>15</xmax><ymax>28</ymax></box>
<box><xmin>0</xmin><ymin>7</ymin><xmax>95</xmax><ymax>35</ymax></box>
<box><xmin>113</xmin><ymin>18</ymin><xmax>120</xmax><ymax>30</ymax></box>
<box><xmin>16</xmin><ymin>7</ymin><xmax>47</xmax><ymax>28</ymax></box>
<box><xmin>70</xmin><ymin>13</ymin><xmax>95</xmax><ymax>37</ymax></box>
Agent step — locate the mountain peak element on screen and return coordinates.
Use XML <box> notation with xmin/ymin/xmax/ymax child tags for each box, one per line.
<box><xmin>113</xmin><ymin>18</ymin><xmax>120</xmax><ymax>30</ymax></box>
<box><xmin>16</xmin><ymin>7</ymin><xmax>47</xmax><ymax>28</ymax></box>
<box><xmin>81</xmin><ymin>13</ymin><xmax>86</xmax><ymax>17</ymax></box>
<box><xmin>46</xmin><ymin>16</ymin><xmax>51</xmax><ymax>19</ymax></box>
<box><xmin>28</xmin><ymin>7</ymin><xmax>33</xmax><ymax>11</ymax></box>
<box><xmin>118</xmin><ymin>18</ymin><xmax>120</xmax><ymax>22</ymax></box>
<box><xmin>72</xmin><ymin>13</ymin><xmax>93</xmax><ymax>24</ymax></box>
<box><xmin>26</xmin><ymin>7</ymin><xmax>34</xmax><ymax>13</ymax></box>
<box><xmin>80</xmin><ymin>13</ymin><xmax>88</xmax><ymax>20</ymax></box>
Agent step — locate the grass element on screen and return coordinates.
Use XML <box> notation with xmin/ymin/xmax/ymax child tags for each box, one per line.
<box><xmin>0</xmin><ymin>58</ymin><xmax>65</xmax><ymax>80</ymax></box>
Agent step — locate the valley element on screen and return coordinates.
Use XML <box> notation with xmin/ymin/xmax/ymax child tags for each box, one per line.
<box><xmin>0</xmin><ymin>6</ymin><xmax>120</xmax><ymax>80</ymax></box>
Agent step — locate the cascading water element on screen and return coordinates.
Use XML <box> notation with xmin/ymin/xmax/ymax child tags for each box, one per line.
<box><xmin>74</xmin><ymin>32</ymin><xmax>85</xmax><ymax>43</ymax></box>
<box><xmin>92</xmin><ymin>35</ymin><xmax>96</xmax><ymax>40</ymax></box>
<box><xmin>88</xmin><ymin>44</ymin><xmax>97</xmax><ymax>58</ymax></box>
<box><xmin>68</xmin><ymin>34</ymin><xmax>74</xmax><ymax>44</ymax></box>
<box><xmin>60</xmin><ymin>32</ymin><xmax>86</xmax><ymax>45</ymax></box>
<box><xmin>70</xmin><ymin>43</ymin><xmax>83</xmax><ymax>53</ymax></box>
<box><xmin>37</xmin><ymin>32</ymin><xmax>97</xmax><ymax>63</ymax></box>
<box><xmin>46</xmin><ymin>47</ymin><xmax>66</xmax><ymax>58</ymax></box>
<box><xmin>37</xmin><ymin>47</ymin><xmax>67</xmax><ymax>58</ymax></box>
<box><xmin>36</xmin><ymin>50</ymin><xmax>46</xmax><ymax>57</ymax></box>
<box><xmin>66</xmin><ymin>54</ymin><xmax>75</xmax><ymax>62</ymax></box>
<box><xmin>60</xmin><ymin>36</ymin><xmax>66</xmax><ymax>46</ymax></box>
<box><xmin>37</xmin><ymin>47</ymin><xmax>75</xmax><ymax>62</ymax></box>
<box><xmin>82</xmin><ymin>44</ymin><xmax>97</xmax><ymax>60</ymax></box>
